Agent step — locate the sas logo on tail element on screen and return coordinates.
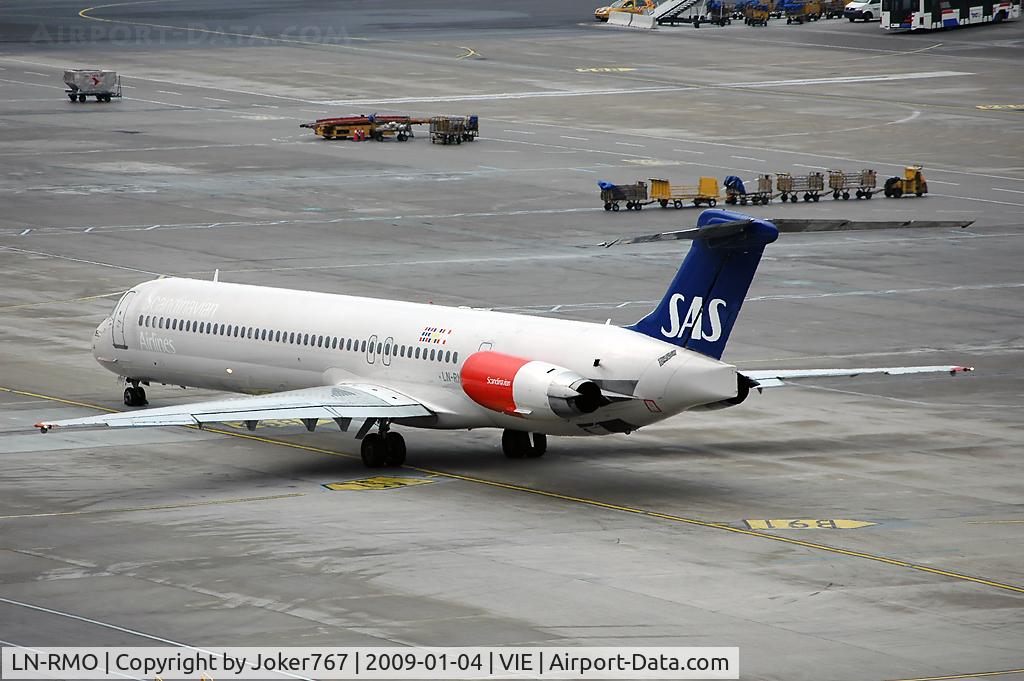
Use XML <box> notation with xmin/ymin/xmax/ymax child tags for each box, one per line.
<box><xmin>661</xmin><ymin>294</ymin><xmax>726</xmax><ymax>341</ymax></box>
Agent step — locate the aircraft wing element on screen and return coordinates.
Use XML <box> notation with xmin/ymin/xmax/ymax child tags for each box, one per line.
<box><xmin>743</xmin><ymin>365</ymin><xmax>973</xmax><ymax>389</ymax></box>
<box><xmin>34</xmin><ymin>383</ymin><xmax>432</xmax><ymax>432</ymax></box>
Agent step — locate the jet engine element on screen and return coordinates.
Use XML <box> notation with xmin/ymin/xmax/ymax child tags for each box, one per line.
<box><xmin>461</xmin><ymin>351</ymin><xmax>606</xmax><ymax>420</ymax></box>
<box><xmin>690</xmin><ymin>373</ymin><xmax>757</xmax><ymax>411</ymax></box>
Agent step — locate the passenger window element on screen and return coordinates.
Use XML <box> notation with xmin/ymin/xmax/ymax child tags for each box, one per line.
<box><xmin>330</xmin><ymin>337</ymin><xmax>337</xmax><ymax>349</ymax></box>
<box><xmin>384</xmin><ymin>340</ymin><xmax>392</xmax><ymax>355</ymax></box>
<box><xmin>317</xmin><ymin>335</ymin><xmax>323</xmax><ymax>348</ymax></box>
<box><xmin>377</xmin><ymin>342</ymin><xmax>383</xmax><ymax>354</ymax></box>
<box><xmin>138</xmin><ymin>315</ymin><xmax>143</xmax><ymax>326</ymax></box>
<box><xmin>219</xmin><ymin>324</ymin><xmax>225</xmax><ymax>335</ymax></box>
<box><xmin>415</xmin><ymin>347</ymin><xmax>421</xmax><ymax>359</ymax></box>
<box><xmin>347</xmin><ymin>339</ymin><xmax>353</xmax><ymax>351</ymax></box>
<box><xmin>399</xmin><ymin>346</ymin><xmax>405</xmax><ymax>358</ymax></box>
<box><xmin>429</xmin><ymin>348</ymin><xmax>435</xmax><ymax>361</ymax></box>
<box><xmin>288</xmin><ymin>332</ymin><xmax>294</xmax><ymax>343</ymax></box>
<box><xmin>158</xmin><ymin>318</ymin><xmax>164</xmax><ymax>329</ymax></box>
<box><xmin>453</xmin><ymin>351</ymin><xmax>459</xmax><ymax>363</ymax></box>
<box><xmin>445</xmin><ymin>350</ymin><xmax>451</xmax><ymax>363</ymax></box>
<box><xmin>247</xmin><ymin>328</ymin><xmax>253</xmax><ymax>339</ymax></box>
<box><xmin>361</xmin><ymin>340</ymin><xmax>367</xmax><ymax>352</ymax></box>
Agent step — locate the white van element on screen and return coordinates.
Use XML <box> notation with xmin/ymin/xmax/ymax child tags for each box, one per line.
<box><xmin>843</xmin><ymin>0</ymin><xmax>881</xmax><ymax>20</ymax></box>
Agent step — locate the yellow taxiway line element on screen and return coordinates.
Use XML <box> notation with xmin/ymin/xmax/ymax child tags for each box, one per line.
<box><xmin>4</xmin><ymin>384</ymin><xmax>1024</xmax><ymax>597</ymax></box>
<box><xmin>889</xmin><ymin>669</ymin><xmax>1024</xmax><ymax>681</ymax></box>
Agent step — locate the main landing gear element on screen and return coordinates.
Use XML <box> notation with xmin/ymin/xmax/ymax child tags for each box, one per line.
<box><xmin>502</xmin><ymin>430</ymin><xmax>546</xmax><ymax>459</ymax></box>
<box><xmin>360</xmin><ymin>420</ymin><xmax>406</xmax><ymax>468</ymax></box>
<box><xmin>123</xmin><ymin>381</ymin><xmax>148</xmax><ymax>407</ymax></box>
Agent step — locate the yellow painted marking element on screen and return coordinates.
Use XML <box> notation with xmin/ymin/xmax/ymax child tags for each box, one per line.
<box><xmin>0</xmin><ymin>494</ymin><xmax>304</xmax><ymax>521</ymax></box>
<box><xmin>976</xmin><ymin>104</ymin><xmax>1024</xmax><ymax>110</ymax></box>
<box><xmin>575</xmin><ymin>67</ymin><xmax>637</xmax><ymax>72</ymax></box>
<box><xmin>745</xmin><ymin>519</ymin><xmax>877</xmax><ymax>530</ymax></box>
<box><xmin>325</xmin><ymin>476</ymin><xmax>435</xmax><ymax>491</ymax></box>
<box><xmin>6</xmin><ymin>384</ymin><xmax>1024</xmax><ymax>596</ymax></box>
<box><xmin>966</xmin><ymin>519</ymin><xmax>1024</xmax><ymax>525</ymax></box>
<box><xmin>888</xmin><ymin>669</ymin><xmax>1024</xmax><ymax>681</ymax></box>
<box><xmin>456</xmin><ymin>46</ymin><xmax>481</xmax><ymax>60</ymax></box>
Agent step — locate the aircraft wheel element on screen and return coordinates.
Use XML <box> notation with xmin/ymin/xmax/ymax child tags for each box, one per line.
<box><xmin>123</xmin><ymin>387</ymin><xmax>135</xmax><ymax>406</ymax></box>
<box><xmin>123</xmin><ymin>386</ymin><xmax>147</xmax><ymax>406</ymax></box>
<box><xmin>384</xmin><ymin>432</ymin><xmax>407</xmax><ymax>467</ymax></box>
<box><xmin>360</xmin><ymin>434</ymin><xmax>388</xmax><ymax>468</ymax></box>
<box><xmin>502</xmin><ymin>430</ymin><xmax>531</xmax><ymax>459</ymax></box>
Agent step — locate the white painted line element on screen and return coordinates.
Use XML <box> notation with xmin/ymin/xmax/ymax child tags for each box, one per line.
<box><xmin>0</xmin><ymin>142</ymin><xmax>272</xmax><ymax>157</ymax></box>
<box><xmin>157</xmin><ymin>90</ymin><xmax>182</xmax><ymax>96</ymax></box>
<box><xmin>732</xmin><ymin>155</ymin><xmax>765</xmax><ymax>162</ymax></box>
<box><xmin>616</xmin><ymin>142</ymin><xmax>645</xmax><ymax>147</ymax></box>
<box><xmin>993</xmin><ymin>187</ymin><xmax>1024</xmax><ymax>195</ymax></box>
<box><xmin>0</xmin><ymin>597</ymin><xmax>313</xmax><ymax>681</ymax></box>
<box><xmin>926</xmin><ymin>179</ymin><xmax>960</xmax><ymax>186</ymax></box>
<box><xmin>23</xmin><ymin>71</ymin><xmax>48</xmax><ymax>77</ymax></box>
<box><xmin>502</xmin><ymin>129</ymin><xmax>535</xmax><ymax>134</ymax></box>
<box><xmin>18</xmin><ymin>229</ymin><xmax>31</xmax><ymax>236</ymax></box>
<box><xmin>0</xmin><ymin>246</ymin><xmax>162</xmax><ymax>275</ymax></box>
<box><xmin>674</xmin><ymin>149</ymin><xmax>705</xmax><ymax>155</ymax></box>
<box><xmin>203</xmin><ymin>96</ymin><xmax>231</xmax><ymax>102</ymax></box>
<box><xmin>83</xmin><ymin>227</ymin><xmax>94</xmax><ymax>233</ymax></box>
<box><xmin>795</xmin><ymin>163</ymin><xmax>828</xmax><ymax>170</ymax></box>
<box><xmin>932</xmin><ymin>193</ymin><xmax>1024</xmax><ymax>207</ymax></box>
<box><xmin>561</xmin><ymin>135</ymin><xmax>590</xmax><ymax>141</ymax></box>
<box><xmin>317</xmin><ymin>72</ymin><xmax>971</xmax><ymax>106</ymax></box>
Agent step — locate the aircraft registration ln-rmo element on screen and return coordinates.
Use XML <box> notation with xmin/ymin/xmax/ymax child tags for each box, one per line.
<box><xmin>35</xmin><ymin>210</ymin><xmax>974</xmax><ymax>469</ymax></box>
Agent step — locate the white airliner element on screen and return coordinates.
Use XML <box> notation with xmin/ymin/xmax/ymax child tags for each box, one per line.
<box><xmin>35</xmin><ymin>210</ymin><xmax>973</xmax><ymax>467</ymax></box>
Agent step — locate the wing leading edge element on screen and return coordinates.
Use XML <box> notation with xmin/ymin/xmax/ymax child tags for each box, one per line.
<box><xmin>743</xmin><ymin>365</ymin><xmax>974</xmax><ymax>389</ymax></box>
<box><xmin>35</xmin><ymin>383</ymin><xmax>432</xmax><ymax>432</ymax></box>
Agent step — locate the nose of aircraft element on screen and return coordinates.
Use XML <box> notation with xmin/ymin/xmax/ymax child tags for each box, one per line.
<box><xmin>92</xmin><ymin>317</ymin><xmax>114</xmax><ymax>362</ymax></box>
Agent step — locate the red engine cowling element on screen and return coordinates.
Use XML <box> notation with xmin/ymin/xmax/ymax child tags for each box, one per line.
<box><xmin>461</xmin><ymin>351</ymin><xmax>605</xmax><ymax>420</ymax></box>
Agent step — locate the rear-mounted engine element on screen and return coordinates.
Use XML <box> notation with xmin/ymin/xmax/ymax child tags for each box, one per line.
<box><xmin>461</xmin><ymin>351</ymin><xmax>606</xmax><ymax>420</ymax></box>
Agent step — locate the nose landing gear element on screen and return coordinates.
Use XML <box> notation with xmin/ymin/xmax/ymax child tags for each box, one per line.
<box><xmin>123</xmin><ymin>381</ymin><xmax>148</xmax><ymax>407</ymax></box>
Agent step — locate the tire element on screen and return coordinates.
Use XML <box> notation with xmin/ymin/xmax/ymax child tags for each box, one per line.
<box><xmin>863</xmin><ymin>11</ymin><xmax>872</xmax><ymax>20</ymax></box>
<box><xmin>360</xmin><ymin>434</ymin><xmax>387</xmax><ymax>468</ymax></box>
<box><xmin>68</xmin><ymin>94</ymin><xmax>77</xmax><ymax>102</ymax></box>
<box><xmin>611</xmin><ymin>203</ymin><xmax>620</xmax><ymax>211</ymax></box>
<box><xmin>916</xmin><ymin>191</ymin><xmax>923</xmax><ymax>197</ymax></box>
<box><xmin>781</xmin><ymin>192</ymin><xmax>788</xmax><ymax>202</ymax></box>
<box><xmin>865</xmin><ymin>191</ymin><xmax>873</xmax><ymax>199</ymax></box>
<box><xmin>636</xmin><ymin>202</ymin><xmax>643</xmax><ymax>211</ymax></box>
<box><xmin>123</xmin><ymin>387</ymin><xmax>135</xmax><ymax>406</ymax></box>
<box><xmin>833</xmin><ymin>191</ymin><xmax>840</xmax><ymax>200</ymax></box>
<box><xmin>813</xmin><ymin>194</ymin><xmax>820</xmax><ymax>202</ymax></box>
<box><xmin>604</xmin><ymin>202</ymin><xmax>612</xmax><ymax>211</ymax></box>
<box><xmin>892</xmin><ymin>187</ymin><xmax>903</xmax><ymax>198</ymax></box>
<box><xmin>708</xmin><ymin>198</ymin><xmax>717</xmax><ymax>207</ymax></box>
<box><xmin>384</xmin><ymin>432</ymin><xmax>406</xmax><ymax>467</ymax></box>
<box><xmin>78</xmin><ymin>94</ymin><xmax>87</xmax><ymax>102</ymax></box>
<box><xmin>674</xmin><ymin>200</ymin><xmax>683</xmax><ymax>209</ymax></box>
<box><xmin>502</xmin><ymin>430</ymin><xmax>530</xmax><ymax>459</ymax></box>
<box><xmin>659</xmin><ymin>199</ymin><xmax>669</xmax><ymax>208</ymax></box>
<box><xmin>626</xmin><ymin>201</ymin><xmax>634</xmax><ymax>210</ymax></box>
<box><xmin>842</xmin><ymin>191</ymin><xmax>850</xmax><ymax>200</ymax></box>
<box><xmin>790</xmin><ymin>194</ymin><xmax>798</xmax><ymax>203</ymax></box>
<box><xmin>526</xmin><ymin>433</ymin><xmax>547</xmax><ymax>458</ymax></box>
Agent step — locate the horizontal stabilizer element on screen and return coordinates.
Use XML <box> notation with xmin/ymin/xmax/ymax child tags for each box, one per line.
<box><xmin>598</xmin><ymin>218</ymin><xmax>971</xmax><ymax>248</ymax></box>
<box><xmin>744</xmin><ymin>365</ymin><xmax>974</xmax><ymax>388</ymax></box>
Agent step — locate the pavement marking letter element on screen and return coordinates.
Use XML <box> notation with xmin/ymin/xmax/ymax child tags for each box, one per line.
<box><xmin>745</xmin><ymin>519</ymin><xmax>877</xmax><ymax>530</ymax></box>
<box><xmin>324</xmin><ymin>476</ymin><xmax>436</xmax><ymax>491</ymax></box>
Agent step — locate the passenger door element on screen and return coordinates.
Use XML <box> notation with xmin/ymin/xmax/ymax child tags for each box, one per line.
<box><xmin>111</xmin><ymin>290</ymin><xmax>136</xmax><ymax>350</ymax></box>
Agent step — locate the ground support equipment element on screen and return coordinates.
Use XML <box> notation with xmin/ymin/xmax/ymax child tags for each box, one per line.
<box><xmin>598</xmin><ymin>181</ymin><xmax>651</xmax><ymax>211</ymax></box>
<box><xmin>828</xmin><ymin>169</ymin><xmax>877</xmax><ymax>200</ymax></box>
<box><xmin>725</xmin><ymin>175</ymin><xmax>774</xmax><ymax>205</ymax></box>
<box><xmin>776</xmin><ymin>172</ymin><xmax>824</xmax><ymax>202</ymax></box>
<box><xmin>649</xmin><ymin>177</ymin><xmax>720</xmax><ymax>208</ymax></box>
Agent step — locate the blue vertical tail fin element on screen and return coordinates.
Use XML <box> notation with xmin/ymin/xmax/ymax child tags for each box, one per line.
<box><xmin>626</xmin><ymin>209</ymin><xmax>779</xmax><ymax>360</ymax></box>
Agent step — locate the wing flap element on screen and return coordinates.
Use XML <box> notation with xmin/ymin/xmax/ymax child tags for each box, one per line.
<box><xmin>35</xmin><ymin>384</ymin><xmax>433</xmax><ymax>432</ymax></box>
<box><xmin>744</xmin><ymin>365</ymin><xmax>973</xmax><ymax>388</ymax></box>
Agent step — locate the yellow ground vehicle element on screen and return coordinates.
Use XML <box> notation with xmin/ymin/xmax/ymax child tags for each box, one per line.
<box><xmin>595</xmin><ymin>0</ymin><xmax>656</xmax><ymax>21</ymax></box>
<box><xmin>650</xmin><ymin>177</ymin><xmax>720</xmax><ymax>208</ymax></box>
<box><xmin>884</xmin><ymin>165</ymin><xmax>928</xmax><ymax>198</ymax></box>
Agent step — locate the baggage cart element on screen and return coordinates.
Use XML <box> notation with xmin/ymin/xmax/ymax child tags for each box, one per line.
<box><xmin>821</xmin><ymin>0</ymin><xmax>845</xmax><ymax>17</ymax></box>
<box><xmin>649</xmin><ymin>177</ymin><xmax>720</xmax><ymax>208</ymax></box>
<box><xmin>64</xmin><ymin>69</ymin><xmax>122</xmax><ymax>103</ymax></box>
<box><xmin>598</xmin><ymin>180</ymin><xmax>650</xmax><ymax>211</ymax></box>
<box><xmin>743</xmin><ymin>1</ymin><xmax>771</xmax><ymax>24</ymax></box>
<box><xmin>706</xmin><ymin>0</ymin><xmax>735</xmax><ymax>24</ymax></box>
<box><xmin>782</xmin><ymin>0</ymin><xmax>822</xmax><ymax>22</ymax></box>
<box><xmin>725</xmin><ymin>174</ymin><xmax>774</xmax><ymax>205</ymax></box>
<box><xmin>776</xmin><ymin>172</ymin><xmax>824</xmax><ymax>202</ymax></box>
<box><xmin>431</xmin><ymin>115</ymin><xmax>478</xmax><ymax>144</ymax></box>
<box><xmin>828</xmin><ymin>169</ymin><xmax>877</xmax><ymax>199</ymax></box>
